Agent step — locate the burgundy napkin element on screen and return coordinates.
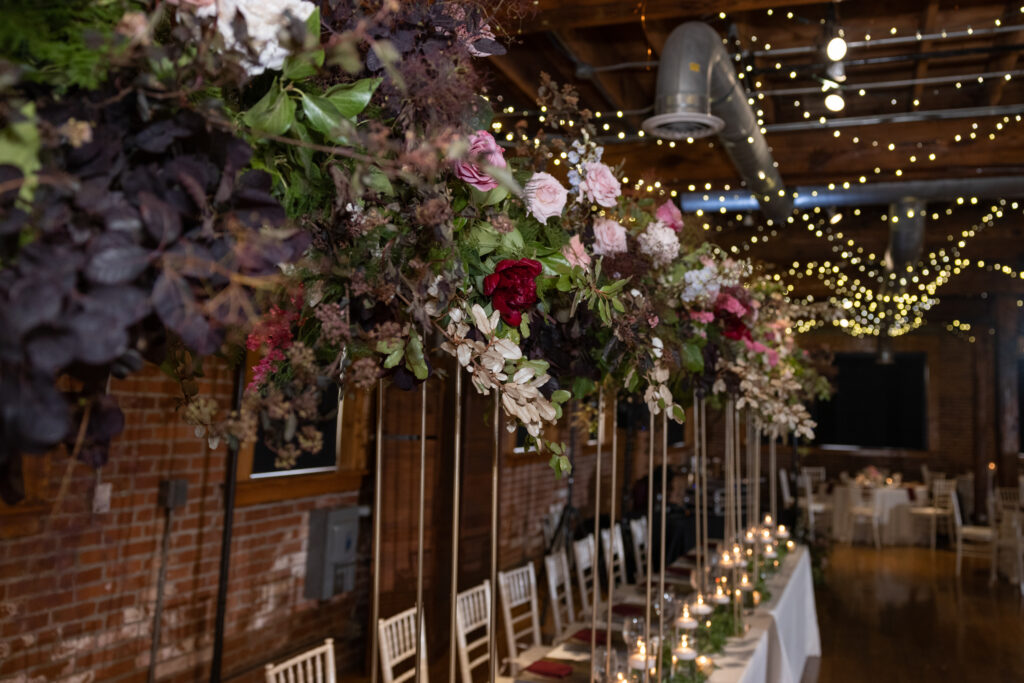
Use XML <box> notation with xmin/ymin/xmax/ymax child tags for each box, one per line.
<box><xmin>526</xmin><ymin>660</ymin><xmax>573</xmax><ymax>678</ymax></box>
<box><xmin>906</xmin><ymin>486</ymin><xmax>916</xmax><ymax>502</ymax></box>
<box><xmin>612</xmin><ymin>603</ymin><xmax>645</xmax><ymax>617</ymax></box>
<box><xmin>571</xmin><ymin>628</ymin><xmax>608</xmax><ymax>646</ymax></box>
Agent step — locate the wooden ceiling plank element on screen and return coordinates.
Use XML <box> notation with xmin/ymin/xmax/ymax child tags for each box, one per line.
<box><xmin>514</xmin><ymin>0</ymin><xmax>825</xmax><ymax>34</ymax></box>
<box><xmin>911</xmin><ymin>0</ymin><xmax>941</xmax><ymax>104</ymax></box>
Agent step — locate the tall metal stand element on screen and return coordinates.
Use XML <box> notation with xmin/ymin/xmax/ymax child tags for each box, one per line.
<box><xmin>489</xmin><ymin>390</ymin><xmax>501</xmax><ymax>683</ymax></box>
<box><xmin>604</xmin><ymin>396</ymin><xmax>618</xmax><ymax>678</ymax></box>
<box><xmin>448</xmin><ymin>371</ymin><xmax>464</xmax><ymax>683</ymax></box>
<box><xmin>590</xmin><ymin>389</ymin><xmax>604</xmax><ymax>682</ymax></box>
<box><xmin>370</xmin><ymin>380</ymin><xmax>384</xmax><ymax>683</ymax></box>
<box><xmin>415</xmin><ymin>382</ymin><xmax>427</xmax><ymax>682</ymax></box>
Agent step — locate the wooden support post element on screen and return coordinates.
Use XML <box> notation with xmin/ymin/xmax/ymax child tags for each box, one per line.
<box><xmin>973</xmin><ymin>332</ymin><xmax>996</xmax><ymax>521</ymax></box>
<box><xmin>994</xmin><ymin>294</ymin><xmax>1020</xmax><ymax>487</ymax></box>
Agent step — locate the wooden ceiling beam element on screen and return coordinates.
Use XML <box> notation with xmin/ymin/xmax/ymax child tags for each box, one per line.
<box><xmin>910</xmin><ymin>0</ymin><xmax>940</xmax><ymax>105</ymax></box>
<box><xmin>983</xmin><ymin>5</ymin><xmax>1024</xmax><ymax>105</ymax></box>
<box><xmin>487</xmin><ymin>55</ymin><xmax>544</xmax><ymax>105</ymax></box>
<box><xmin>552</xmin><ymin>29</ymin><xmax>648</xmax><ymax>123</ymax></box>
<box><xmin>511</xmin><ymin>0</ymin><xmax>825</xmax><ymax>34</ymax></box>
<box><xmin>602</xmin><ymin>116</ymin><xmax>1024</xmax><ymax>189</ymax></box>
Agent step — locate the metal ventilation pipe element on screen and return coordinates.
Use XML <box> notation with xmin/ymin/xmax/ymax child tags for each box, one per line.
<box><xmin>642</xmin><ymin>22</ymin><xmax>793</xmax><ymax>224</ymax></box>
<box><xmin>884</xmin><ymin>198</ymin><xmax>926</xmax><ymax>273</ymax></box>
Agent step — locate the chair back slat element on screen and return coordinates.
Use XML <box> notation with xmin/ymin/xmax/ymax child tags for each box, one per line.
<box><xmin>544</xmin><ymin>550</ymin><xmax>576</xmax><ymax>638</ymax></box>
<box><xmin>779</xmin><ymin>468</ymin><xmax>793</xmax><ymax>507</ymax></box>
<box><xmin>378</xmin><ymin>608</ymin><xmax>428</xmax><ymax>683</ymax></box>
<box><xmin>265</xmin><ymin>639</ymin><xmax>336</xmax><ymax>683</ymax></box>
<box><xmin>600</xmin><ymin>525</ymin><xmax>626</xmax><ymax>588</ymax></box>
<box><xmin>573</xmin><ymin>535</ymin><xmax>598</xmax><ymax>612</ymax></box>
<box><xmin>455</xmin><ymin>581</ymin><xmax>492</xmax><ymax>683</ymax></box>
<box><xmin>629</xmin><ymin>518</ymin><xmax>648</xmax><ymax>578</ymax></box>
<box><xmin>498</xmin><ymin>562</ymin><xmax>542</xmax><ymax>667</ymax></box>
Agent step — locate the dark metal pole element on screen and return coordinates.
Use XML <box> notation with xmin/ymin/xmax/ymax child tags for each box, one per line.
<box><xmin>210</xmin><ymin>364</ymin><xmax>246</xmax><ymax>682</ymax></box>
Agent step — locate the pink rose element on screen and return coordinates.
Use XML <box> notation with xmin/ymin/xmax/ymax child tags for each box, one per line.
<box><xmin>715</xmin><ymin>293</ymin><xmax>747</xmax><ymax>317</ymax></box>
<box><xmin>524</xmin><ymin>172</ymin><xmax>567</xmax><ymax>224</ymax></box>
<box><xmin>690</xmin><ymin>311</ymin><xmax>715</xmax><ymax>324</ymax></box>
<box><xmin>655</xmin><ymin>200</ymin><xmax>685</xmax><ymax>231</ymax></box>
<box><xmin>743</xmin><ymin>338</ymin><xmax>768</xmax><ymax>354</ymax></box>
<box><xmin>766</xmin><ymin>349</ymin><xmax>780</xmax><ymax>367</ymax></box>
<box><xmin>591</xmin><ymin>217</ymin><xmax>627</xmax><ymax>256</ymax></box>
<box><xmin>453</xmin><ymin>130</ymin><xmax>506</xmax><ymax>191</ymax></box>
<box><xmin>578</xmin><ymin>162</ymin><xmax>621</xmax><ymax>208</ymax></box>
<box><xmin>562</xmin><ymin>234</ymin><xmax>591</xmax><ymax>268</ymax></box>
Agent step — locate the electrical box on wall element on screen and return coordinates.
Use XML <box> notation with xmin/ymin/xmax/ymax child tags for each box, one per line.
<box><xmin>304</xmin><ymin>506</ymin><xmax>364</xmax><ymax>600</ymax></box>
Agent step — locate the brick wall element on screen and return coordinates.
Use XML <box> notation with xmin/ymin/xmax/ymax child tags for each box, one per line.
<box><xmin>0</xmin><ymin>363</ymin><xmax>369</xmax><ymax>682</ymax></box>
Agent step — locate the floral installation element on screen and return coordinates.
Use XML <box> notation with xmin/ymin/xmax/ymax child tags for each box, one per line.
<box><xmin>0</xmin><ymin>0</ymin><xmax>831</xmax><ymax>495</ymax></box>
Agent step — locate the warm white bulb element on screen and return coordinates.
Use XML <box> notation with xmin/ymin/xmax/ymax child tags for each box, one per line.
<box><xmin>826</xmin><ymin>36</ymin><xmax>847</xmax><ymax>61</ymax></box>
<box><xmin>830</xmin><ymin>211</ymin><xmax>844</xmax><ymax>225</ymax></box>
<box><xmin>825</xmin><ymin>93</ymin><xmax>846</xmax><ymax>111</ymax></box>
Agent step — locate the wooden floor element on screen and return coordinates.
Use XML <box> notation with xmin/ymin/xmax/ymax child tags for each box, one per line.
<box><xmin>811</xmin><ymin>544</ymin><xmax>1024</xmax><ymax>683</ymax></box>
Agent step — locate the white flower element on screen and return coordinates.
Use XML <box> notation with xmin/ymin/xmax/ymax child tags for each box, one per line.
<box><xmin>209</xmin><ymin>0</ymin><xmax>317</xmax><ymax>76</ymax></box>
<box><xmin>637</xmin><ymin>221</ymin><xmax>680</xmax><ymax>268</ymax></box>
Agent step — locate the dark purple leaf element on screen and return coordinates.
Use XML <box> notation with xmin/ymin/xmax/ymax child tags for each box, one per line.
<box><xmin>24</xmin><ymin>326</ymin><xmax>77</xmax><ymax>374</ymax></box>
<box><xmin>7</xmin><ymin>278</ymin><xmax>65</xmax><ymax>336</ymax></box>
<box><xmin>0</xmin><ymin>165</ymin><xmax>22</xmax><ymax>203</ymax></box>
<box><xmin>84</xmin><ymin>243</ymin><xmax>151</xmax><ymax>285</ymax></box>
<box><xmin>138</xmin><ymin>191</ymin><xmax>182</xmax><ymax>243</ymax></box>
<box><xmin>152</xmin><ymin>272</ymin><xmax>220</xmax><ymax>354</ymax></box>
<box><xmin>17</xmin><ymin>374</ymin><xmax>71</xmax><ymax>450</ymax></box>
<box><xmin>470</xmin><ymin>38</ymin><xmax>505</xmax><ymax>56</ymax></box>
<box><xmin>81</xmin><ymin>286</ymin><xmax>151</xmax><ymax>326</ymax></box>
<box><xmin>87</xmin><ymin>395</ymin><xmax>125</xmax><ymax>442</ymax></box>
<box><xmin>78</xmin><ymin>442</ymin><xmax>110</xmax><ymax>468</ymax></box>
<box><xmin>69</xmin><ymin>311</ymin><xmax>128</xmax><ymax>365</ymax></box>
<box><xmin>131</xmin><ymin>119</ymin><xmax>191</xmax><ymax>153</ymax></box>
<box><xmin>0</xmin><ymin>208</ymin><xmax>28</xmax><ymax>236</ymax></box>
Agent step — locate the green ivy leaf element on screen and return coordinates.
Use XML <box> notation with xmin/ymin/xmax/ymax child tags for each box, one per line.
<box><xmin>324</xmin><ymin>77</ymin><xmax>382</xmax><ymax>118</ymax></box>
<box><xmin>572</xmin><ymin>376</ymin><xmax>596</xmax><ymax>400</ymax></box>
<box><xmin>283</xmin><ymin>48</ymin><xmax>325</xmax><ymax>81</ymax></box>
<box><xmin>551</xmin><ymin>390</ymin><xmax>571</xmax><ymax>404</ymax></box>
<box><xmin>0</xmin><ymin>101</ymin><xmax>40</xmax><ymax>200</ymax></box>
<box><xmin>299</xmin><ymin>91</ymin><xmax>352</xmax><ymax>142</ymax></box>
<box><xmin>404</xmin><ymin>332</ymin><xmax>429</xmax><ymax>380</ymax></box>
<box><xmin>242</xmin><ymin>79</ymin><xmax>295</xmax><ymax>136</ymax></box>
<box><xmin>680</xmin><ymin>342</ymin><xmax>704</xmax><ymax>373</ymax></box>
<box><xmin>672</xmin><ymin>404</ymin><xmax>687</xmax><ymax>423</ymax></box>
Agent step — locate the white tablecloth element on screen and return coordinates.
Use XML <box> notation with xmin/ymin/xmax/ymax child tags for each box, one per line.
<box><xmin>709</xmin><ymin>546</ymin><xmax>821</xmax><ymax>683</ymax></box>
<box><xmin>831</xmin><ymin>485</ymin><xmax>929</xmax><ymax>545</ymax></box>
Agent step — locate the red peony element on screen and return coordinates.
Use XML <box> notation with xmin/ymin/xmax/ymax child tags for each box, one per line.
<box><xmin>482</xmin><ymin>258</ymin><xmax>543</xmax><ymax>326</ymax></box>
<box><xmin>723</xmin><ymin>317</ymin><xmax>752</xmax><ymax>341</ymax></box>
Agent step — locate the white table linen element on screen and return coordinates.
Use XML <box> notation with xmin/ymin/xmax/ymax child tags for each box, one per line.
<box><xmin>831</xmin><ymin>485</ymin><xmax>928</xmax><ymax>545</ymax></box>
<box><xmin>709</xmin><ymin>545</ymin><xmax>820</xmax><ymax>683</ymax></box>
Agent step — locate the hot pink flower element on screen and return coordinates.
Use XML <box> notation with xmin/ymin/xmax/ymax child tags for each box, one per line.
<box><xmin>591</xmin><ymin>217</ymin><xmax>627</xmax><ymax>256</ymax></box>
<box><xmin>655</xmin><ymin>200</ymin><xmax>685</xmax><ymax>231</ymax></box>
<box><xmin>562</xmin><ymin>234</ymin><xmax>591</xmax><ymax>268</ymax></box>
<box><xmin>578</xmin><ymin>162</ymin><xmax>621</xmax><ymax>208</ymax></box>
<box><xmin>715</xmin><ymin>293</ymin><xmax>747</xmax><ymax>317</ymax></box>
<box><xmin>524</xmin><ymin>172</ymin><xmax>567</xmax><ymax>224</ymax></box>
<box><xmin>690</xmin><ymin>311</ymin><xmax>715</xmax><ymax>324</ymax></box>
<box><xmin>453</xmin><ymin>130</ymin><xmax>506</xmax><ymax>191</ymax></box>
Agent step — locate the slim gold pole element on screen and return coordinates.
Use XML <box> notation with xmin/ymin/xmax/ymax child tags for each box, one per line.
<box><xmin>448</xmin><ymin>370</ymin><xmax>463</xmax><ymax>683</ymax></box>
<box><xmin>657</xmin><ymin>411</ymin><xmax>668</xmax><ymax>683</ymax></box>
<box><xmin>489</xmin><ymin>389</ymin><xmax>501</xmax><ymax>683</ymax></box>
<box><xmin>590</xmin><ymin>388</ymin><xmax>604</xmax><ymax>682</ymax></box>
<box><xmin>643</xmin><ymin>411</ymin><xmax>653</xmax><ymax>683</ymax></box>
<box><xmin>769</xmin><ymin>435</ymin><xmax>778</xmax><ymax>522</ymax></box>
<box><xmin>415</xmin><ymin>381</ymin><xmax>427</xmax><ymax>683</ymax></box>
<box><xmin>700</xmin><ymin>397</ymin><xmax>708</xmax><ymax>594</ymax></box>
<box><xmin>604</xmin><ymin>396</ymin><xmax>618</xmax><ymax>678</ymax></box>
<box><xmin>370</xmin><ymin>380</ymin><xmax>384</xmax><ymax>683</ymax></box>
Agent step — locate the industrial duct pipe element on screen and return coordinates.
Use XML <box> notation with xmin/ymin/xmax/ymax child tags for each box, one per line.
<box><xmin>642</xmin><ymin>22</ymin><xmax>793</xmax><ymax>224</ymax></box>
<box><xmin>885</xmin><ymin>198</ymin><xmax>926</xmax><ymax>273</ymax></box>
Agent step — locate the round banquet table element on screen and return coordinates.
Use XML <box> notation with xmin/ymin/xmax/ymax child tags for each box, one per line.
<box><xmin>831</xmin><ymin>484</ymin><xmax>929</xmax><ymax>546</ymax></box>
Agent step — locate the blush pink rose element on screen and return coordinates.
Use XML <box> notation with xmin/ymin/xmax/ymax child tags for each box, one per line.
<box><xmin>715</xmin><ymin>293</ymin><xmax>747</xmax><ymax>317</ymax></box>
<box><xmin>453</xmin><ymin>130</ymin><xmax>506</xmax><ymax>191</ymax></box>
<box><xmin>562</xmin><ymin>234</ymin><xmax>591</xmax><ymax>268</ymax></box>
<box><xmin>591</xmin><ymin>217</ymin><xmax>627</xmax><ymax>256</ymax></box>
<box><xmin>578</xmin><ymin>162</ymin><xmax>621</xmax><ymax>208</ymax></box>
<box><xmin>524</xmin><ymin>172</ymin><xmax>567</xmax><ymax>224</ymax></box>
<box><xmin>655</xmin><ymin>200</ymin><xmax>685</xmax><ymax>231</ymax></box>
<box><xmin>690</xmin><ymin>311</ymin><xmax>715</xmax><ymax>324</ymax></box>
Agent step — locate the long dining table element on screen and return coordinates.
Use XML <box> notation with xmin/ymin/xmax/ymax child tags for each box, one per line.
<box><xmin>514</xmin><ymin>545</ymin><xmax>820</xmax><ymax>683</ymax></box>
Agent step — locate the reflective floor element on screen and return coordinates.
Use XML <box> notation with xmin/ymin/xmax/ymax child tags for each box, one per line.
<box><xmin>812</xmin><ymin>544</ymin><xmax>1024</xmax><ymax>682</ymax></box>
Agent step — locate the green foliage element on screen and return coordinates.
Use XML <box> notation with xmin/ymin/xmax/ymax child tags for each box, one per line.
<box><xmin>0</xmin><ymin>1</ymin><xmax>132</xmax><ymax>92</ymax></box>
